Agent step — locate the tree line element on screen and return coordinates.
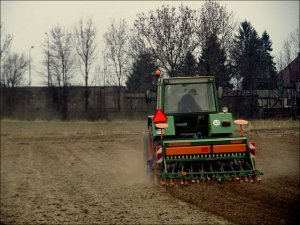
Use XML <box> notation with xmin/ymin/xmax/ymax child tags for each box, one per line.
<box><xmin>1</xmin><ymin>0</ymin><xmax>299</xmax><ymax>119</ymax></box>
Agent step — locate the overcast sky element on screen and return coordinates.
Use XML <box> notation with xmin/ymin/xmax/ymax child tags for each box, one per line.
<box><xmin>1</xmin><ymin>1</ymin><xmax>299</xmax><ymax>86</ymax></box>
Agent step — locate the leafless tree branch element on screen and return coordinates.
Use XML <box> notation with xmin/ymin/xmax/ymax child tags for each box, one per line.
<box><xmin>0</xmin><ymin>23</ymin><xmax>13</xmax><ymax>61</ymax></box>
<box><xmin>133</xmin><ymin>4</ymin><xmax>198</xmax><ymax>76</ymax></box>
<box><xmin>1</xmin><ymin>52</ymin><xmax>28</xmax><ymax>87</ymax></box>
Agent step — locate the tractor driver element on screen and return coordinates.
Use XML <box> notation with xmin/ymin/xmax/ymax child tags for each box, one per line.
<box><xmin>179</xmin><ymin>89</ymin><xmax>202</xmax><ymax>112</ymax></box>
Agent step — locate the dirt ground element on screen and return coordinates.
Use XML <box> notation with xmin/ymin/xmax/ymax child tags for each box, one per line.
<box><xmin>1</xmin><ymin>120</ymin><xmax>299</xmax><ymax>225</ymax></box>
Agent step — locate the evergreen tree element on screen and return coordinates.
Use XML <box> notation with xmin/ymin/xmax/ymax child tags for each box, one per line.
<box><xmin>259</xmin><ymin>31</ymin><xmax>277</xmax><ymax>89</ymax></box>
<box><xmin>198</xmin><ymin>33</ymin><xmax>232</xmax><ymax>89</ymax></box>
<box><xmin>232</xmin><ymin>21</ymin><xmax>277</xmax><ymax>90</ymax></box>
<box><xmin>126</xmin><ymin>52</ymin><xmax>157</xmax><ymax>93</ymax></box>
<box><xmin>232</xmin><ymin>21</ymin><xmax>262</xmax><ymax>90</ymax></box>
<box><xmin>177</xmin><ymin>51</ymin><xmax>198</xmax><ymax>76</ymax></box>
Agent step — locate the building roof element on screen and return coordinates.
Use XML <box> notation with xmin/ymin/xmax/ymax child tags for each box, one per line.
<box><xmin>280</xmin><ymin>53</ymin><xmax>300</xmax><ymax>87</ymax></box>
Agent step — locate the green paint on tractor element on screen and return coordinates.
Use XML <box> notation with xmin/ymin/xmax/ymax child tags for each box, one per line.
<box><xmin>143</xmin><ymin>74</ymin><xmax>263</xmax><ymax>185</ymax></box>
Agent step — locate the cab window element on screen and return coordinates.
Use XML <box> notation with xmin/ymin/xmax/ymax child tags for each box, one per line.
<box><xmin>164</xmin><ymin>83</ymin><xmax>216</xmax><ymax>113</ymax></box>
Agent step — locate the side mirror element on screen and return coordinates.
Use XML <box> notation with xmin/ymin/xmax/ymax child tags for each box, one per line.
<box><xmin>218</xmin><ymin>86</ymin><xmax>223</xmax><ymax>99</ymax></box>
<box><xmin>145</xmin><ymin>90</ymin><xmax>151</xmax><ymax>103</ymax></box>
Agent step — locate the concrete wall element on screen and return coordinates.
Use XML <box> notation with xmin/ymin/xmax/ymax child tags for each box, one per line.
<box><xmin>1</xmin><ymin>86</ymin><xmax>297</xmax><ymax>120</ymax></box>
<box><xmin>0</xmin><ymin>86</ymin><xmax>135</xmax><ymax>120</ymax></box>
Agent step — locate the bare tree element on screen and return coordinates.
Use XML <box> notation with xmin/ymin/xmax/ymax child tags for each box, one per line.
<box><xmin>41</xmin><ymin>33</ymin><xmax>54</xmax><ymax>87</ymax></box>
<box><xmin>127</xmin><ymin>32</ymin><xmax>147</xmax><ymax>63</ymax></box>
<box><xmin>289</xmin><ymin>27</ymin><xmax>300</xmax><ymax>58</ymax></box>
<box><xmin>48</xmin><ymin>24</ymin><xmax>75</xmax><ymax>120</ymax></box>
<box><xmin>0</xmin><ymin>23</ymin><xmax>13</xmax><ymax>61</ymax></box>
<box><xmin>276</xmin><ymin>52</ymin><xmax>285</xmax><ymax>73</ymax></box>
<box><xmin>133</xmin><ymin>4</ymin><xmax>198</xmax><ymax>77</ymax></box>
<box><xmin>1</xmin><ymin>52</ymin><xmax>28</xmax><ymax>111</ymax></box>
<box><xmin>197</xmin><ymin>0</ymin><xmax>236</xmax><ymax>53</ymax></box>
<box><xmin>1</xmin><ymin>52</ymin><xmax>28</xmax><ymax>87</ymax></box>
<box><xmin>282</xmin><ymin>40</ymin><xmax>292</xmax><ymax>66</ymax></box>
<box><xmin>103</xmin><ymin>19</ymin><xmax>129</xmax><ymax>111</ymax></box>
<box><xmin>50</xmin><ymin>24</ymin><xmax>75</xmax><ymax>87</ymax></box>
<box><xmin>74</xmin><ymin>17</ymin><xmax>97</xmax><ymax>110</ymax></box>
<box><xmin>279</xmin><ymin>28</ymin><xmax>300</xmax><ymax>68</ymax></box>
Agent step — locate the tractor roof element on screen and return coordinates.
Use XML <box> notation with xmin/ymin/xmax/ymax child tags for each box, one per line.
<box><xmin>160</xmin><ymin>76</ymin><xmax>215</xmax><ymax>84</ymax></box>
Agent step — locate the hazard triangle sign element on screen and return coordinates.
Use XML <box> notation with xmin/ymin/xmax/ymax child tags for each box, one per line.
<box><xmin>153</xmin><ymin>109</ymin><xmax>167</xmax><ymax>123</ymax></box>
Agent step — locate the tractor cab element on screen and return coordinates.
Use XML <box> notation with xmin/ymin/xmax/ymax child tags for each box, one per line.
<box><xmin>161</xmin><ymin>77</ymin><xmax>217</xmax><ymax>138</ymax></box>
<box><xmin>151</xmin><ymin>76</ymin><xmax>233</xmax><ymax>139</ymax></box>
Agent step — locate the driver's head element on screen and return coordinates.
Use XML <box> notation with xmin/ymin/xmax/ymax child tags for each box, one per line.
<box><xmin>189</xmin><ymin>89</ymin><xmax>198</xmax><ymax>97</ymax></box>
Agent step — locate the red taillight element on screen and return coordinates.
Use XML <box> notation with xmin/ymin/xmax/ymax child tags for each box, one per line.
<box><xmin>222</xmin><ymin>120</ymin><xmax>231</xmax><ymax>127</ymax></box>
<box><xmin>249</xmin><ymin>142</ymin><xmax>256</xmax><ymax>156</ymax></box>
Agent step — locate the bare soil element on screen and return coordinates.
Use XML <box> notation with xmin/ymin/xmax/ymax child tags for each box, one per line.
<box><xmin>169</xmin><ymin>128</ymin><xmax>300</xmax><ymax>225</ymax></box>
<box><xmin>1</xmin><ymin>120</ymin><xmax>299</xmax><ymax>225</ymax></box>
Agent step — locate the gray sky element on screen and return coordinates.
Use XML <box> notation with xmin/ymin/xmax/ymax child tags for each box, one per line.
<box><xmin>1</xmin><ymin>1</ymin><xmax>299</xmax><ymax>86</ymax></box>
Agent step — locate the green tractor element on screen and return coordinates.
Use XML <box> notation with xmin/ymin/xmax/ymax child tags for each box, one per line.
<box><xmin>143</xmin><ymin>72</ymin><xmax>263</xmax><ymax>185</ymax></box>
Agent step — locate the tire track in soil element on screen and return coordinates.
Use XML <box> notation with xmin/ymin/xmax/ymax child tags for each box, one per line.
<box><xmin>1</xmin><ymin>134</ymin><xmax>231</xmax><ymax>224</ymax></box>
<box><xmin>168</xmin><ymin>130</ymin><xmax>300</xmax><ymax>225</ymax></box>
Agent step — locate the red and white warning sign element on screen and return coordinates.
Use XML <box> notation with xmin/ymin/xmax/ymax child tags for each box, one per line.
<box><xmin>155</xmin><ymin>146</ymin><xmax>163</xmax><ymax>163</ymax></box>
<box><xmin>249</xmin><ymin>142</ymin><xmax>256</xmax><ymax>156</ymax></box>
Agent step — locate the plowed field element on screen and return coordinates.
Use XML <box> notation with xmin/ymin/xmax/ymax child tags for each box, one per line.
<box><xmin>1</xmin><ymin>120</ymin><xmax>299</xmax><ymax>225</ymax></box>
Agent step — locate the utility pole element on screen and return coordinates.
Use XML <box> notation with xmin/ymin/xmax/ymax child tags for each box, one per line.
<box><xmin>45</xmin><ymin>33</ymin><xmax>50</xmax><ymax>87</ymax></box>
<box><xmin>28</xmin><ymin>45</ymin><xmax>34</xmax><ymax>86</ymax></box>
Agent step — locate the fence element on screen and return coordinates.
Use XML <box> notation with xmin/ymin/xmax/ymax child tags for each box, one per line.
<box><xmin>0</xmin><ymin>86</ymin><xmax>298</xmax><ymax>120</ymax></box>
